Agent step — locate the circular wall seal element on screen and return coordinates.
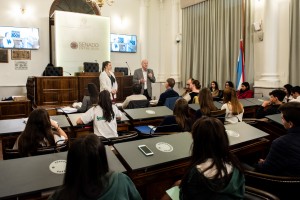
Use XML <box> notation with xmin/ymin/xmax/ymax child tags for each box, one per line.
<box><xmin>70</xmin><ymin>42</ymin><xmax>78</xmax><ymax>49</ymax></box>
<box><xmin>49</xmin><ymin>160</ymin><xmax>66</xmax><ymax>174</ymax></box>
<box><xmin>156</xmin><ymin>142</ymin><xmax>174</xmax><ymax>152</ymax></box>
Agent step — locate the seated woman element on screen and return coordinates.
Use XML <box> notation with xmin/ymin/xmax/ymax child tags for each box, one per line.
<box><xmin>221</xmin><ymin>88</ymin><xmax>244</xmax><ymax>124</ymax></box>
<box><xmin>76</xmin><ymin>83</ymin><xmax>99</xmax><ymax>113</ymax></box>
<box><xmin>76</xmin><ymin>90</ymin><xmax>122</xmax><ymax>138</ymax></box>
<box><xmin>210</xmin><ymin>81</ymin><xmax>220</xmax><ymax>98</ymax></box>
<box><xmin>188</xmin><ymin>79</ymin><xmax>201</xmax><ymax>104</ymax></box>
<box><xmin>283</xmin><ymin>84</ymin><xmax>293</xmax><ymax>103</ymax></box>
<box><xmin>162</xmin><ymin>117</ymin><xmax>245</xmax><ymax>200</ymax></box>
<box><xmin>237</xmin><ymin>82</ymin><xmax>254</xmax><ymax>99</ymax></box>
<box><xmin>224</xmin><ymin>81</ymin><xmax>234</xmax><ymax>89</ymax></box>
<box><xmin>13</xmin><ymin>108</ymin><xmax>68</xmax><ymax>157</ymax></box>
<box><xmin>160</xmin><ymin>98</ymin><xmax>192</xmax><ymax>132</ymax></box>
<box><xmin>48</xmin><ymin>134</ymin><xmax>142</xmax><ymax>200</ymax></box>
<box><xmin>195</xmin><ymin>87</ymin><xmax>218</xmax><ymax>119</ymax></box>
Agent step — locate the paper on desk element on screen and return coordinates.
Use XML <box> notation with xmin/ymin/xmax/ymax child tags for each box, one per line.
<box><xmin>57</xmin><ymin>107</ymin><xmax>77</xmax><ymax>114</ymax></box>
<box><xmin>150</xmin><ymin>100</ymin><xmax>158</xmax><ymax>105</ymax></box>
<box><xmin>166</xmin><ymin>186</ymin><xmax>180</xmax><ymax>200</ymax></box>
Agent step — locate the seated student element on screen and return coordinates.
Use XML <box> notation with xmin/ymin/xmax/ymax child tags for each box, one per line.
<box><xmin>160</xmin><ymin>98</ymin><xmax>193</xmax><ymax>132</ymax></box>
<box><xmin>48</xmin><ymin>134</ymin><xmax>142</xmax><ymax>200</ymax></box>
<box><xmin>162</xmin><ymin>117</ymin><xmax>245</xmax><ymax>200</ymax></box>
<box><xmin>182</xmin><ymin>78</ymin><xmax>194</xmax><ymax>101</ymax></box>
<box><xmin>122</xmin><ymin>84</ymin><xmax>147</xmax><ymax>109</ymax></box>
<box><xmin>13</xmin><ymin>108</ymin><xmax>68</xmax><ymax>157</ymax></box>
<box><xmin>76</xmin><ymin>83</ymin><xmax>99</xmax><ymax>113</ymax></box>
<box><xmin>188</xmin><ymin>79</ymin><xmax>201</xmax><ymax>104</ymax></box>
<box><xmin>210</xmin><ymin>81</ymin><xmax>220</xmax><ymax>98</ymax></box>
<box><xmin>254</xmin><ymin>102</ymin><xmax>300</xmax><ymax>176</ymax></box>
<box><xmin>237</xmin><ymin>82</ymin><xmax>254</xmax><ymax>99</ymax></box>
<box><xmin>157</xmin><ymin>78</ymin><xmax>179</xmax><ymax>106</ymax></box>
<box><xmin>221</xmin><ymin>88</ymin><xmax>244</xmax><ymax>124</ymax></box>
<box><xmin>224</xmin><ymin>81</ymin><xmax>234</xmax><ymax>89</ymax></box>
<box><xmin>283</xmin><ymin>84</ymin><xmax>293</xmax><ymax>103</ymax></box>
<box><xmin>256</xmin><ymin>89</ymin><xmax>286</xmax><ymax>119</ymax></box>
<box><xmin>76</xmin><ymin>90</ymin><xmax>122</xmax><ymax>138</ymax></box>
<box><xmin>195</xmin><ymin>87</ymin><xmax>218</xmax><ymax>119</ymax></box>
<box><xmin>290</xmin><ymin>86</ymin><xmax>300</xmax><ymax>102</ymax></box>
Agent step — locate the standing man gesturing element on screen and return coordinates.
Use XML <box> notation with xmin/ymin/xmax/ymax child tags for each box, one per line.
<box><xmin>133</xmin><ymin>59</ymin><xmax>156</xmax><ymax>100</ymax></box>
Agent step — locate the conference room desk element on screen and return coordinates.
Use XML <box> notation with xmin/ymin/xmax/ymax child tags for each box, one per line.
<box><xmin>265</xmin><ymin>113</ymin><xmax>281</xmax><ymax>125</ymax></box>
<box><xmin>0</xmin><ymin>146</ymin><xmax>126</xmax><ymax>199</ymax></box>
<box><xmin>188</xmin><ymin>101</ymin><xmax>223</xmax><ymax>111</ymax></box>
<box><xmin>123</xmin><ymin>106</ymin><xmax>173</xmax><ymax>126</ymax></box>
<box><xmin>113</xmin><ymin>122</ymin><xmax>269</xmax><ymax>199</ymax></box>
<box><xmin>67</xmin><ymin>112</ymin><xmax>130</xmax><ymax>138</ymax></box>
<box><xmin>236</xmin><ymin>99</ymin><xmax>260</xmax><ymax>118</ymax></box>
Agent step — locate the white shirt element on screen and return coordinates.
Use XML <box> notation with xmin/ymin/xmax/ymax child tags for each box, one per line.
<box><xmin>142</xmin><ymin>70</ymin><xmax>147</xmax><ymax>90</ymax></box>
<box><xmin>290</xmin><ymin>96</ymin><xmax>300</xmax><ymax>103</ymax></box>
<box><xmin>221</xmin><ymin>103</ymin><xmax>244</xmax><ymax>124</ymax></box>
<box><xmin>80</xmin><ymin>105</ymin><xmax>122</xmax><ymax>138</ymax></box>
<box><xmin>99</xmin><ymin>71</ymin><xmax>118</xmax><ymax>99</ymax></box>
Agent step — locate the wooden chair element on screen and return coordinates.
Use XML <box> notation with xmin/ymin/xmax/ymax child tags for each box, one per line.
<box><xmin>210</xmin><ymin>109</ymin><xmax>226</xmax><ymax>123</ymax></box>
<box><xmin>245</xmin><ymin>186</ymin><xmax>280</xmax><ymax>200</ymax></box>
<box><xmin>244</xmin><ymin>170</ymin><xmax>300</xmax><ymax>200</ymax></box>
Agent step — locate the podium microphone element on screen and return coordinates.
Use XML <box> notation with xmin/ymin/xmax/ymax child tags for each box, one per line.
<box><xmin>63</xmin><ymin>71</ymin><xmax>72</xmax><ymax>76</ymax></box>
<box><xmin>125</xmin><ymin>61</ymin><xmax>131</xmax><ymax>75</ymax></box>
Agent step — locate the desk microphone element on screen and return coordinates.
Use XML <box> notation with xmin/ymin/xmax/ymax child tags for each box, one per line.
<box><xmin>63</xmin><ymin>71</ymin><xmax>72</xmax><ymax>76</ymax></box>
<box><xmin>125</xmin><ymin>61</ymin><xmax>132</xmax><ymax>75</ymax></box>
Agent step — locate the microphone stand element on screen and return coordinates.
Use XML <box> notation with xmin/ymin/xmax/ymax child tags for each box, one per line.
<box><xmin>125</xmin><ymin>62</ymin><xmax>132</xmax><ymax>75</ymax></box>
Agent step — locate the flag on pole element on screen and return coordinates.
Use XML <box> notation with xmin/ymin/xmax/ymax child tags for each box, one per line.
<box><xmin>236</xmin><ymin>40</ymin><xmax>245</xmax><ymax>90</ymax></box>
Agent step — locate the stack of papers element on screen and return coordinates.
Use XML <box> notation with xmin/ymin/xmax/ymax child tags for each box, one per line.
<box><xmin>57</xmin><ymin>107</ymin><xmax>77</xmax><ymax>114</ymax></box>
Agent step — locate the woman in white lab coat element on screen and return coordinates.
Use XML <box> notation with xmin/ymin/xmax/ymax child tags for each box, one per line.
<box><xmin>99</xmin><ymin>61</ymin><xmax>118</xmax><ymax>100</ymax></box>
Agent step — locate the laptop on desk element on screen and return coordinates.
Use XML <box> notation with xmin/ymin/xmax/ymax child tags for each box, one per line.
<box><xmin>135</xmin><ymin>124</ymin><xmax>181</xmax><ymax>135</ymax></box>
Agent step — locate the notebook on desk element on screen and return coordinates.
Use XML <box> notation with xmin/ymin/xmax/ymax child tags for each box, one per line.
<box><xmin>135</xmin><ymin>124</ymin><xmax>180</xmax><ymax>135</ymax></box>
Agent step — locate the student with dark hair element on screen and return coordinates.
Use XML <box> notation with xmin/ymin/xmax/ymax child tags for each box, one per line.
<box><xmin>48</xmin><ymin>134</ymin><xmax>142</xmax><ymax>200</ymax></box>
<box><xmin>188</xmin><ymin>79</ymin><xmax>201</xmax><ymax>104</ymax></box>
<box><xmin>76</xmin><ymin>83</ymin><xmax>99</xmax><ymax>113</ymax></box>
<box><xmin>222</xmin><ymin>88</ymin><xmax>244</xmax><ymax>124</ymax></box>
<box><xmin>283</xmin><ymin>84</ymin><xmax>293</xmax><ymax>102</ymax></box>
<box><xmin>162</xmin><ymin>117</ymin><xmax>245</xmax><ymax>199</ymax></box>
<box><xmin>254</xmin><ymin>102</ymin><xmax>300</xmax><ymax>176</ymax></box>
<box><xmin>182</xmin><ymin>78</ymin><xmax>194</xmax><ymax>100</ymax></box>
<box><xmin>290</xmin><ymin>86</ymin><xmax>300</xmax><ymax>102</ymax></box>
<box><xmin>224</xmin><ymin>81</ymin><xmax>234</xmax><ymax>89</ymax></box>
<box><xmin>237</xmin><ymin>82</ymin><xmax>254</xmax><ymax>99</ymax></box>
<box><xmin>195</xmin><ymin>87</ymin><xmax>218</xmax><ymax>118</ymax></box>
<box><xmin>13</xmin><ymin>109</ymin><xmax>68</xmax><ymax>156</ymax></box>
<box><xmin>122</xmin><ymin>84</ymin><xmax>147</xmax><ymax>109</ymax></box>
<box><xmin>256</xmin><ymin>89</ymin><xmax>286</xmax><ymax>119</ymax></box>
<box><xmin>76</xmin><ymin>90</ymin><xmax>122</xmax><ymax>138</ymax></box>
<box><xmin>99</xmin><ymin>61</ymin><xmax>118</xmax><ymax>100</ymax></box>
<box><xmin>157</xmin><ymin>78</ymin><xmax>179</xmax><ymax>106</ymax></box>
<box><xmin>160</xmin><ymin>98</ymin><xmax>192</xmax><ymax>132</ymax></box>
<box><xmin>210</xmin><ymin>81</ymin><xmax>220</xmax><ymax>98</ymax></box>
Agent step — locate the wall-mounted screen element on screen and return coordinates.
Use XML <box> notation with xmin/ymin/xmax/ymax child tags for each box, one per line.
<box><xmin>0</xmin><ymin>26</ymin><xmax>40</xmax><ymax>50</ymax></box>
<box><xmin>110</xmin><ymin>33</ymin><xmax>137</xmax><ymax>53</ymax></box>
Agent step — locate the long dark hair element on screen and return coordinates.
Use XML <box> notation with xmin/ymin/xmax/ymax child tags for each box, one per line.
<box><xmin>173</xmin><ymin>98</ymin><xmax>191</xmax><ymax>131</ymax></box>
<box><xmin>87</xmin><ymin>83</ymin><xmax>99</xmax><ymax>105</ymax></box>
<box><xmin>99</xmin><ymin>90</ymin><xmax>115</xmax><ymax>122</ymax></box>
<box><xmin>58</xmin><ymin>134</ymin><xmax>109</xmax><ymax>200</ymax></box>
<box><xmin>181</xmin><ymin>117</ymin><xmax>242</xmax><ymax>190</ymax></box>
<box><xmin>102</xmin><ymin>61</ymin><xmax>110</xmax><ymax>72</ymax></box>
<box><xmin>223</xmin><ymin>88</ymin><xmax>243</xmax><ymax>115</ymax></box>
<box><xmin>199</xmin><ymin>88</ymin><xmax>218</xmax><ymax>116</ymax></box>
<box><xmin>225</xmin><ymin>81</ymin><xmax>234</xmax><ymax>89</ymax></box>
<box><xmin>18</xmin><ymin>109</ymin><xmax>55</xmax><ymax>156</ymax></box>
<box><xmin>210</xmin><ymin>81</ymin><xmax>219</xmax><ymax>91</ymax></box>
<box><xmin>239</xmin><ymin>82</ymin><xmax>250</xmax><ymax>94</ymax></box>
<box><xmin>284</xmin><ymin>84</ymin><xmax>293</xmax><ymax>97</ymax></box>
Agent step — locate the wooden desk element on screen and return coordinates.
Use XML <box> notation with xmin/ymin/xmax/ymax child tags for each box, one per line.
<box><xmin>0</xmin><ymin>100</ymin><xmax>31</xmax><ymax>120</ymax></box>
<box><xmin>0</xmin><ymin>147</ymin><xmax>126</xmax><ymax>199</ymax></box>
<box><xmin>113</xmin><ymin>124</ymin><xmax>269</xmax><ymax>199</ymax></box>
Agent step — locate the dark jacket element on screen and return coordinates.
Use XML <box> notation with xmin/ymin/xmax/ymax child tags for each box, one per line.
<box><xmin>256</xmin><ymin>104</ymin><xmax>281</xmax><ymax>119</ymax></box>
<box><xmin>157</xmin><ymin>88</ymin><xmax>179</xmax><ymax>106</ymax></box>
<box><xmin>255</xmin><ymin>126</ymin><xmax>300</xmax><ymax>176</ymax></box>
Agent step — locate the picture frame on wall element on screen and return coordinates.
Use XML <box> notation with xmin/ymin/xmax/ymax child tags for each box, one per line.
<box><xmin>11</xmin><ymin>50</ymin><xmax>31</xmax><ymax>60</ymax></box>
<box><xmin>0</xmin><ymin>49</ymin><xmax>8</xmax><ymax>63</ymax></box>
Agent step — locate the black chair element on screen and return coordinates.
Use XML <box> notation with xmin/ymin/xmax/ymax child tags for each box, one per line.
<box><xmin>43</xmin><ymin>66</ymin><xmax>63</xmax><ymax>76</ymax></box>
<box><xmin>245</xmin><ymin>186</ymin><xmax>280</xmax><ymax>200</ymax></box>
<box><xmin>126</xmin><ymin>100</ymin><xmax>150</xmax><ymax>109</ymax></box>
<box><xmin>99</xmin><ymin>131</ymin><xmax>138</xmax><ymax>145</ymax></box>
<box><xmin>164</xmin><ymin>96</ymin><xmax>181</xmax><ymax>110</ymax></box>
<box><xmin>244</xmin><ymin>170</ymin><xmax>300</xmax><ymax>200</ymax></box>
<box><xmin>114</xmin><ymin>67</ymin><xmax>128</xmax><ymax>75</ymax></box>
<box><xmin>210</xmin><ymin>109</ymin><xmax>226</xmax><ymax>123</ymax></box>
<box><xmin>83</xmin><ymin>62</ymin><xmax>99</xmax><ymax>72</ymax></box>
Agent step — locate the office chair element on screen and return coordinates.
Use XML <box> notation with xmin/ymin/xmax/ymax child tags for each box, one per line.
<box><xmin>210</xmin><ymin>109</ymin><xmax>226</xmax><ymax>123</ymax></box>
<box><xmin>244</xmin><ymin>186</ymin><xmax>280</xmax><ymax>200</ymax></box>
<box><xmin>126</xmin><ymin>100</ymin><xmax>150</xmax><ymax>109</ymax></box>
<box><xmin>114</xmin><ymin>67</ymin><xmax>128</xmax><ymax>76</ymax></box>
<box><xmin>164</xmin><ymin>96</ymin><xmax>181</xmax><ymax>110</ymax></box>
<box><xmin>98</xmin><ymin>131</ymin><xmax>138</xmax><ymax>145</ymax></box>
<box><xmin>83</xmin><ymin>62</ymin><xmax>100</xmax><ymax>72</ymax></box>
<box><xmin>44</xmin><ymin>66</ymin><xmax>63</xmax><ymax>76</ymax></box>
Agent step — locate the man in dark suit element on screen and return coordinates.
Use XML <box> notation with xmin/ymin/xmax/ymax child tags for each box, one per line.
<box><xmin>133</xmin><ymin>59</ymin><xmax>156</xmax><ymax>100</ymax></box>
<box><xmin>157</xmin><ymin>78</ymin><xmax>179</xmax><ymax>106</ymax></box>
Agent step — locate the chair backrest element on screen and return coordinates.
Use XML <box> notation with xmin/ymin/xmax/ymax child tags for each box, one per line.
<box><xmin>83</xmin><ymin>62</ymin><xmax>99</xmax><ymax>72</ymax></box>
<box><xmin>126</xmin><ymin>100</ymin><xmax>149</xmax><ymax>109</ymax></box>
<box><xmin>244</xmin><ymin>186</ymin><xmax>280</xmax><ymax>200</ymax></box>
<box><xmin>99</xmin><ymin>131</ymin><xmax>138</xmax><ymax>145</ymax></box>
<box><xmin>210</xmin><ymin>109</ymin><xmax>226</xmax><ymax>123</ymax></box>
<box><xmin>44</xmin><ymin>66</ymin><xmax>63</xmax><ymax>76</ymax></box>
<box><xmin>244</xmin><ymin>170</ymin><xmax>300</xmax><ymax>200</ymax></box>
<box><xmin>192</xmin><ymin>96</ymin><xmax>199</xmax><ymax>104</ymax></box>
<box><xmin>114</xmin><ymin>67</ymin><xmax>128</xmax><ymax>76</ymax></box>
<box><xmin>164</xmin><ymin>96</ymin><xmax>181</xmax><ymax>110</ymax></box>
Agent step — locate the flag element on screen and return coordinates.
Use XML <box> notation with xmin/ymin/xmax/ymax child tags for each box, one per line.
<box><xmin>236</xmin><ymin>40</ymin><xmax>245</xmax><ymax>90</ymax></box>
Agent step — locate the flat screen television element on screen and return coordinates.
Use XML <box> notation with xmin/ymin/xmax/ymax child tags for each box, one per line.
<box><xmin>0</xmin><ymin>26</ymin><xmax>40</xmax><ymax>50</ymax></box>
<box><xmin>110</xmin><ymin>33</ymin><xmax>137</xmax><ymax>53</ymax></box>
